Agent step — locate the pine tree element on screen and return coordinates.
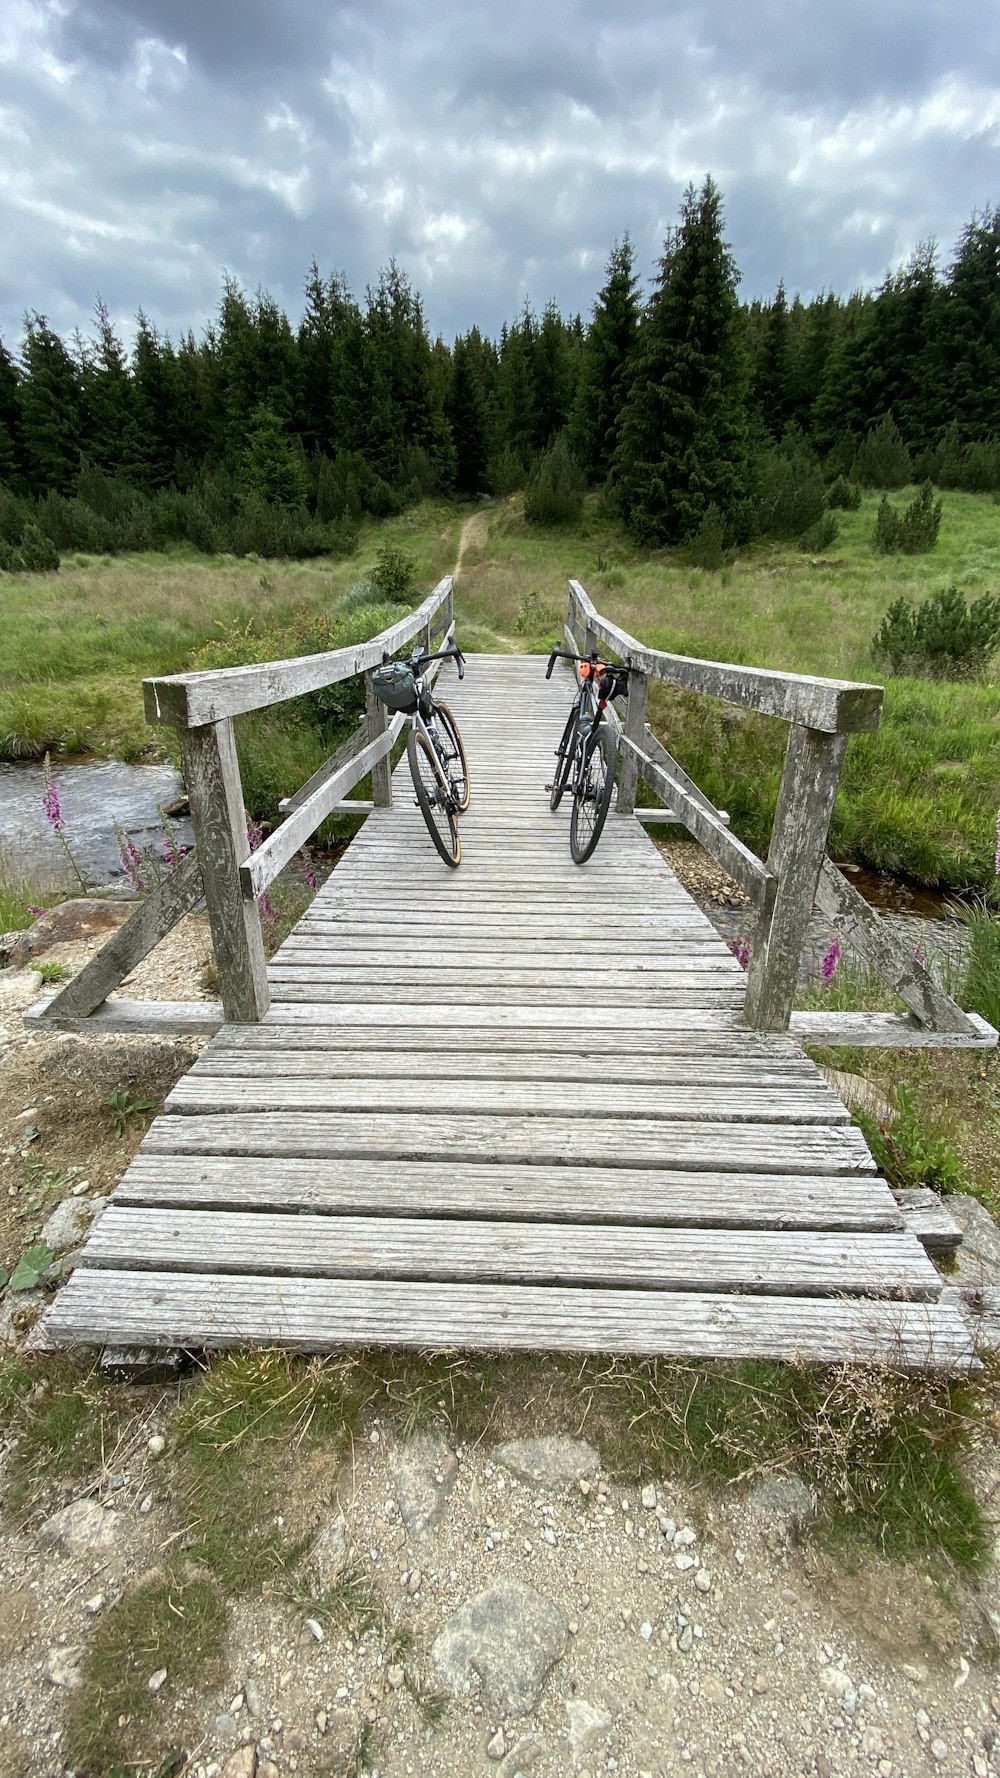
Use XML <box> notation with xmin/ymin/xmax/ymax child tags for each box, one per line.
<box><xmin>532</xmin><ymin>302</ymin><xmax>579</xmax><ymax>451</ymax></box>
<box><xmin>447</xmin><ymin>334</ymin><xmax>490</xmax><ymax>495</ymax></box>
<box><xmin>80</xmin><ymin>299</ymin><xmax>145</xmax><ymax>483</ymax></box>
<box><xmin>569</xmin><ymin>235</ymin><xmax>641</xmax><ymax>483</ymax></box>
<box><xmin>495</xmin><ymin>320</ymin><xmax>537</xmax><ymax>476</ymax></box>
<box><xmin>929</xmin><ymin>208</ymin><xmax>1000</xmax><ymax>441</ymax></box>
<box><xmin>0</xmin><ymin>335</ymin><xmax>25</xmax><ymax>489</ymax></box>
<box><xmin>752</xmin><ymin>282</ymin><xmax>795</xmax><ymax>439</ymax></box>
<box><xmin>19</xmin><ymin>316</ymin><xmax>82</xmax><ymax>495</ymax></box>
<box><xmin>243</xmin><ymin>404</ymin><xmax>309</xmax><ymax>506</ymax></box>
<box><xmin>613</xmin><ymin>178</ymin><xmax>749</xmax><ymax>544</ymax></box>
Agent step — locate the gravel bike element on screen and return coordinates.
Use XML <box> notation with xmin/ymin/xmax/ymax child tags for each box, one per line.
<box><xmin>372</xmin><ymin>639</ymin><xmax>469</xmax><ymax>866</ymax></box>
<box><xmin>545</xmin><ymin>645</ymin><xmax>631</xmax><ymax>863</ymax></box>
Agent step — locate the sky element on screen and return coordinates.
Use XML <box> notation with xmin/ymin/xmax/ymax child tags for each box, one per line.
<box><xmin>2</xmin><ymin>0</ymin><xmax>999</xmax><ymax>355</ymax></box>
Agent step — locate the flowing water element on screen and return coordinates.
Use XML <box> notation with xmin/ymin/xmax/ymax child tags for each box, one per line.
<box><xmin>0</xmin><ymin>758</ymin><xmax>194</xmax><ymax>892</ymax></box>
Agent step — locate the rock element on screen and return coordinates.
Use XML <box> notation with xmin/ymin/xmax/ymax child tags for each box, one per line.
<box><xmin>492</xmin><ymin>1436</ymin><xmax>601</xmax><ymax>1489</ymax></box>
<box><xmin>387</xmin><ymin>1665</ymin><xmax>404</xmax><ymax>1689</ymax></box>
<box><xmin>7</xmin><ymin>898</ymin><xmax>131</xmax><ymax>963</ymax></box>
<box><xmin>147</xmin><ymin>1668</ymin><xmax>167</xmax><ymax>1693</ymax></box>
<box><xmin>815</xmin><ymin>1756</ymin><xmax>833</xmax><ymax>1778</ymax></box>
<box><xmin>499</xmin><ymin>1736</ymin><xmax>546</xmax><ymax>1775</ymax></box>
<box><xmin>390</xmin><ymin>1433</ymin><xmax>458</xmax><ymax>1541</ymax></box>
<box><xmin>677</xmin><ymin>1626</ymin><xmax>693</xmax><ymax>1654</ymax></box>
<box><xmin>43</xmin><ymin>1645</ymin><xmax>84</xmax><ymax>1689</ymax></box>
<box><xmin>38</xmin><ymin>1499</ymin><xmax>119</xmax><ymax>1554</ymax></box>
<box><xmin>566</xmin><ymin>1699</ymin><xmax>612</xmax><ymax>1763</ymax></box>
<box><xmin>0</xmin><ymin>967</ymin><xmax>43</xmax><ymax>1008</ymax></box>
<box><xmin>257</xmin><ymin>1764</ymin><xmax>279</xmax><ymax>1778</ymax></box>
<box><xmin>930</xmin><ymin>1741</ymin><xmax>949</xmax><ymax>1765</ymax></box>
<box><xmin>304</xmin><ymin>1618</ymin><xmax>324</xmax><ymax>1641</ymax></box>
<box><xmin>675</xmin><ymin>1553</ymin><xmax>697</xmax><ymax>1572</ymax></box>
<box><xmin>432</xmin><ymin>1582</ymin><xmax>569</xmax><ymax>1717</ymax></box>
<box><xmin>947</xmin><ymin>1195</ymin><xmax>1000</xmax><ymax>1287</ymax></box>
<box><xmin>215</xmin><ymin>1715</ymin><xmax>238</xmax><ymax>1737</ymax></box>
<box><xmin>745</xmin><ymin>1475</ymin><xmax>815</xmax><ymax>1525</ymax></box>
<box><xmin>695</xmin><ymin>1570</ymin><xmax>712</xmax><ymax>1593</ymax></box>
<box><xmin>641</xmin><ymin>1484</ymin><xmax>657</xmax><ymax>1510</ymax></box>
<box><xmin>0</xmin><ymin>1288</ymin><xmax>46</xmax><ymax>1347</ymax></box>
<box><xmin>820</xmin><ymin>1667</ymin><xmax>852</xmax><ymax>1699</ymax></box>
<box><xmin>40</xmin><ymin>1194</ymin><xmax>107</xmax><ymax>1256</ymax></box>
<box><xmin>147</xmin><ymin>1433</ymin><xmax>166</xmax><ymax>1457</ymax></box>
<box><xmin>220</xmin><ymin>1748</ymin><xmax>256</xmax><ymax>1778</ymax></box>
<box><xmin>487</xmin><ymin>1727</ymin><xmax>507</xmax><ymax>1759</ymax></box>
<box><xmin>820</xmin><ymin>1068</ymin><xmax>893</xmax><ymax>1123</ymax></box>
<box><xmin>311</xmin><ymin>1513</ymin><xmax>349</xmax><ymax>1582</ymax></box>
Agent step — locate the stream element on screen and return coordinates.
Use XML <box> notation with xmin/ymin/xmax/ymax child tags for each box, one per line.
<box><xmin>0</xmin><ymin>758</ymin><xmax>194</xmax><ymax>892</ymax></box>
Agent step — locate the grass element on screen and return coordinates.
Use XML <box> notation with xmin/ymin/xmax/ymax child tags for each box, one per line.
<box><xmin>0</xmin><ymin>1355</ymin><xmax>152</xmax><ymax>1515</ymax></box>
<box><xmin>64</xmin><ymin>1562</ymin><xmax>228</xmax><ymax>1776</ymax></box>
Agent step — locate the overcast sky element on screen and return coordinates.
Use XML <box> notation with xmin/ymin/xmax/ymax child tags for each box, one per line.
<box><xmin>2</xmin><ymin>0</ymin><xmax>999</xmax><ymax>355</ymax></box>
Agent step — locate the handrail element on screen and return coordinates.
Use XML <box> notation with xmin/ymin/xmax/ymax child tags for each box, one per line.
<box><xmin>569</xmin><ymin>581</ymin><xmax>883</xmax><ymax>734</ymax></box>
<box><xmin>567</xmin><ymin>579</ymin><xmax>981</xmax><ymax>1042</ymax></box>
<box><xmin>144</xmin><ymin>581</ymin><xmax>452</xmax><ymax>729</ymax></box>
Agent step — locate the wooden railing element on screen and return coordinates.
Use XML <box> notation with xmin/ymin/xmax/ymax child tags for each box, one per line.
<box><xmin>29</xmin><ymin>578</ymin><xmax>455</xmax><ymax>1033</ymax></box>
<box><xmin>565</xmin><ymin>580</ymin><xmax>994</xmax><ymax>1048</ymax></box>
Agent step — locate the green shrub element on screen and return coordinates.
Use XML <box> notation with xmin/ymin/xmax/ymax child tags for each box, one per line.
<box><xmin>748</xmin><ymin>436</ymin><xmax>825</xmax><ymax>539</ymax></box>
<box><xmin>872</xmin><ymin>482</ymin><xmax>942</xmax><ymax>556</ymax></box>
<box><xmin>688</xmin><ymin>504</ymin><xmax>726</xmax><ymax>569</ymax></box>
<box><xmin>370</xmin><ymin>545</ymin><xmax>417</xmax><ymax>603</ymax></box>
<box><xmin>871</xmin><ymin>584</ymin><xmax>1000</xmax><ymax>677</ymax></box>
<box><xmin>488</xmin><ymin>448</ymin><xmax>527</xmax><ymax>497</ymax></box>
<box><xmin>856</xmin><ymin>1085</ymin><xmax>966</xmax><ymax>1193</ymax></box>
<box><xmin>799</xmin><ymin>511</ymin><xmax>839</xmax><ymax>552</ymax></box>
<box><xmin>853</xmin><ymin>414</ymin><xmax>913</xmax><ymax>488</ymax></box>
<box><xmin>524</xmin><ymin>435</ymin><xmax>585</xmax><ymax>526</ymax></box>
<box><xmin>18</xmin><ymin>523</ymin><xmax>60</xmax><ymax>572</ymax></box>
<box><xmin>826</xmin><ymin>475</ymin><xmax>861</xmax><ymax>510</ymax></box>
<box><xmin>958</xmin><ymin>901</ymin><xmax>1000</xmax><ymax>1030</ymax></box>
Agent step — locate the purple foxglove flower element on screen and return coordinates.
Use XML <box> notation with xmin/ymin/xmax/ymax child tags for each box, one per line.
<box><xmin>821</xmin><ymin>937</ymin><xmax>842</xmax><ymax>983</ymax></box>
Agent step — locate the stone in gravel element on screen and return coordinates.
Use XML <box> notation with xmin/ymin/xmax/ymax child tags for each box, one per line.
<box><xmin>0</xmin><ymin>1287</ymin><xmax>45</xmax><ymax>1346</ymax></box>
<box><xmin>820</xmin><ymin>1667</ymin><xmax>852</xmax><ymax>1699</ymax></box>
<box><xmin>215</xmin><ymin>1715</ymin><xmax>238</xmax><ymax>1737</ymax></box>
<box><xmin>930</xmin><ymin>1741</ymin><xmax>949</xmax><ymax>1764</ymax></box>
<box><xmin>677</xmin><ymin>1626</ymin><xmax>694</xmax><ymax>1653</ymax></box>
<box><xmin>244</xmin><ymin>1681</ymin><xmax>263</xmax><ymax>1718</ymax></box>
<box><xmin>432</xmin><ymin>1582</ymin><xmax>569</xmax><ymax>1717</ymax></box>
<box><xmin>257</xmin><ymin>1766</ymin><xmax>278</xmax><ymax>1778</ymax></box>
<box><xmin>499</xmin><ymin>1736</ymin><xmax>546</xmax><ymax>1775</ymax></box>
<box><xmin>675</xmin><ymin>1553</ymin><xmax>697</xmax><ymax>1572</ymax></box>
<box><xmin>695</xmin><ymin>1570</ymin><xmax>712</xmax><ymax>1593</ymax></box>
<box><xmin>311</xmin><ymin>1513</ymin><xmax>349</xmax><ymax>1582</ymax></box>
<box><xmin>387</xmin><ymin>1665</ymin><xmax>404</xmax><ymax>1689</ymax></box>
<box><xmin>41</xmin><ymin>1194</ymin><xmax>106</xmax><ymax>1255</ymax></box>
<box><xmin>745</xmin><ymin>1475</ymin><xmax>815</xmax><ymax>1525</ymax></box>
<box><xmin>492</xmin><ymin>1436</ymin><xmax>600</xmax><ymax>1489</ymax></box>
<box><xmin>948</xmin><ymin>1195</ymin><xmax>1000</xmax><ymax>1287</ymax></box>
<box><xmin>38</xmin><ymin>1499</ymin><xmax>119</xmax><ymax>1554</ymax></box>
<box><xmin>220</xmin><ymin>1748</ymin><xmax>256</xmax><ymax>1778</ymax></box>
<box><xmin>147</xmin><ymin>1668</ymin><xmax>167</xmax><ymax>1693</ymax></box>
<box><xmin>566</xmin><ymin>1700</ymin><xmax>612</xmax><ymax>1763</ymax></box>
<box><xmin>147</xmin><ymin>1433</ymin><xmax>166</xmax><ymax>1457</ymax></box>
<box><xmin>43</xmin><ymin>1645</ymin><xmax>85</xmax><ymax>1689</ymax></box>
<box><xmin>640</xmin><ymin>1484</ymin><xmax>657</xmax><ymax>1510</ymax></box>
<box><xmin>304</xmin><ymin>1617</ymin><xmax>324</xmax><ymax>1641</ymax></box>
<box><xmin>390</xmin><ymin>1433</ymin><xmax>458</xmax><ymax>1540</ymax></box>
<box><xmin>487</xmin><ymin>1727</ymin><xmax>507</xmax><ymax>1759</ymax></box>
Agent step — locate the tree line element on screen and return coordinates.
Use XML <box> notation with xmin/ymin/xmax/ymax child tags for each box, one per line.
<box><xmin>1</xmin><ymin>178</ymin><xmax>999</xmax><ymax>563</ymax></box>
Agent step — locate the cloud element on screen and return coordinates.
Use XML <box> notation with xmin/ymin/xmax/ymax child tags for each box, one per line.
<box><xmin>1</xmin><ymin>0</ymin><xmax>998</xmax><ymax>354</ymax></box>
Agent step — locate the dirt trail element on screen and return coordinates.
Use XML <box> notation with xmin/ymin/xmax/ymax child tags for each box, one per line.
<box><xmin>452</xmin><ymin>508</ymin><xmax>491</xmax><ymax>579</ymax></box>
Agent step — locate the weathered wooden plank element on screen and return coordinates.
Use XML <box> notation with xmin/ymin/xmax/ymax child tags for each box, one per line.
<box><xmin>178</xmin><ymin>718</ymin><xmax>270</xmax><ymax>1022</ymax></box>
<box><xmin>816</xmin><ymin>860</ymin><xmax>980</xmax><ymax>1037</ymax></box>
<box><xmin>144</xmin><ymin>578</ymin><xmax>452</xmax><ymax>727</ymax></box>
<box><xmin>83</xmin><ymin>1208</ymin><xmax>938</xmax><ymax>1299</ymax></box>
<box><xmin>893</xmin><ymin>1188</ymin><xmax>963</xmax><ymax>1253</ymax></box>
<box><xmin>273</xmin><ymin>946</ymin><xmax>740</xmax><ymax>973</ymax></box>
<box><xmin>29</xmin><ymin>1273</ymin><xmax>974</xmax><ymax>1372</ymax></box>
<box><xmin>365</xmin><ymin>670</ymin><xmax>393</xmax><ymax>808</ymax></box>
<box><xmin>166</xmin><ymin>1074</ymin><xmax>849</xmax><ymax>1125</ymax></box>
<box><xmin>277</xmin><ymin>711</ymin><xmax>401</xmax><ymax>819</ymax></box>
<box><xmin>115</xmin><ymin>1154</ymin><xmax>904</xmax><ymax>1231</ymax></box>
<box><xmin>141</xmin><ymin>1110</ymin><xmax>876</xmax><ymax>1172</ymax></box>
<box><xmin>219</xmin><ymin>1021</ymin><xmax>806</xmax><ymax>1055</ymax></box>
<box><xmin>192</xmin><ymin>1046</ymin><xmax>826</xmax><ymax>1085</ymax></box>
<box><xmin>620</xmin><ymin>734</ymin><xmax>771</xmax><ymax>908</ymax></box>
<box><xmin>744</xmin><ymin>725</ymin><xmax>847</xmax><ymax>1032</ymax></box>
<box><xmin>267</xmin><ymin>981</ymin><xmax>746</xmax><ymax>1007</ymax></box>
<box><xmin>23</xmin><ymin>998</ymin><xmax>224</xmax><ymax>1036</ymax></box>
<box><xmin>259</xmin><ymin>1002</ymin><xmax>742</xmax><ymax>1030</ymax></box>
<box><xmin>27</xmin><ymin>851</ymin><xmax>204</xmax><ymax>1021</ymax></box>
<box><xmin>788</xmin><ymin>1011</ymin><xmax>998</xmax><ymax>1049</ymax></box>
<box><xmin>616</xmin><ymin>666</ymin><xmax>649</xmax><ymax>815</ymax></box>
<box><xmin>569</xmin><ymin>581</ymin><xmax>884</xmax><ymax>734</ymax></box>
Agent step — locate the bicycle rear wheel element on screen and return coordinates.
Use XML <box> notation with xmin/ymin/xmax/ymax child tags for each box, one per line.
<box><xmin>549</xmin><ymin>706</ymin><xmax>577</xmax><ymax>811</ymax></box>
<box><xmin>434</xmin><ymin>701</ymin><xmax>470</xmax><ymax>811</ymax></box>
<box><xmin>569</xmin><ymin>726</ymin><xmax>617</xmax><ymax>864</ymax></box>
<box><xmin>407</xmin><ymin>729</ymin><xmax>461</xmax><ymax>866</ymax></box>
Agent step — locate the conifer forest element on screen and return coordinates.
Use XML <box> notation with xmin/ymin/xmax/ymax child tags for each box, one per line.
<box><xmin>2</xmin><ymin>178</ymin><xmax>1000</xmax><ymax>566</ymax></box>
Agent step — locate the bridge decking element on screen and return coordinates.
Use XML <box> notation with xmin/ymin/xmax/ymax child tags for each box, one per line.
<box><xmin>33</xmin><ymin>655</ymin><xmax>975</xmax><ymax>1371</ymax></box>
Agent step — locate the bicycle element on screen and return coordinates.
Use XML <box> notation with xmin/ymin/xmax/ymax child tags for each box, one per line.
<box><xmin>371</xmin><ymin>639</ymin><xmax>470</xmax><ymax>866</ymax></box>
<box><xmin>545</xmin><ymin>645</ymin><xmax>631</xmax><ymax>863</ymax></box>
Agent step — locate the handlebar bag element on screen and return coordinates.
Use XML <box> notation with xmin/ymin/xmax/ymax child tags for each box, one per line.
<box><xmin>371</xmin><ymin>662</ymin><xmax>419</xmax><ymax>713</ymax></box>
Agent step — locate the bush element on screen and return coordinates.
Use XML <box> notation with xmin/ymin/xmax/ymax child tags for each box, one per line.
<box><xmin>799</xmin><ymin>511</ymin><xmax>839</xmax><ymax>552</ymax></box>
<box><xmin>524</xmin><ymin>435</ymin><xmax>585</xmax><ymax>527</ymax></box>
<box><xmin>872</xmin><ymin>482</ymin><xmax>942</xmax><ymax>556</ymax></box>
<box><xmin>826</xmin><ymin>475</ymin><xmax>861</xmax><ymax>510</ymax></box>
<box><xmin>871</xmin><ymin>584</ymin><xmax>1000</xmax><ymax>677</ymax></box>
<box><xmin>853</xmin><ymin>414</ymin><xmax>913</xmax><ymax>488</ymax></box>
<box><xmin>688</xmin><ymin>504</ymin><xmax>726</xmax><ymax>569</ymax></box>
<box><xmin>18</xmin><ymin>523</ymin><xmax>60</xmax><ymax>572</ymax></box>
<box><xmin>370</xmin><ymin>545</ymin><xmax>417</xmax><ymax>604</ymax></box>
<box><xmin>747</xmin><ymin>436</ymin><xmax>825</xmax><ymax>539</ymax></box>
<box><xmin>488</xmin><ymin>448</ymin><xmax>527</xmax><ymax>497</ymax></box>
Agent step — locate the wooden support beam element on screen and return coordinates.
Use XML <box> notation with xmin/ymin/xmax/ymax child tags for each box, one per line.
<box><xmin>616</xmin><ymin>667</ymin><xmax>649</xmax><ymax>815</ymax></box>
<box><xmin>619</xmin><ymin>731</ymin><xmax>773</xmax><ymax>908</ymax></box>
<box><xmin>366</xmin><ymin>672</ymin><xmax>393</xmax><ymax>808</ymax></box>
<box><xmin>816</xmin><ymin>859</ymin><xmax>978</xmax><ymax>1037</ymax></box>
<box><xmin>180</xmin><ymin>718</ymin><xmax>270</xmax><ymax>1023</ymax></box>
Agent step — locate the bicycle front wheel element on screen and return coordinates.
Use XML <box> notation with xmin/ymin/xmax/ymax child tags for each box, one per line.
<box><xmin>549</xmin><ymin>707</ymin><xmax>576</xmax><ymax>811</ymax></box>
<box><xmin>407</xmin><ymin>729</ymin><xmax>461</xmax><ymax>867</ymax></box>
<box><xmin>569</xmin><ymin>726</ymin><xmax>617</xmax><ymax>864</ymax></box>
<box><xmin>434</xmin><ymin>700</ymin><xmax>470</xmax><ymax>811</ymax></box>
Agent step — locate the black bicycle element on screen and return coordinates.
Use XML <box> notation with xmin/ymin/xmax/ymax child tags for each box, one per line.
<box><xmin>545</xmin><ymin>645</ymin><xmax>631</xmax><ymax>863</ymax></box>
<box><xmin>371</xmin><ymin>640</ymin><xmax>469</xmax><ymax>866</ymax></box>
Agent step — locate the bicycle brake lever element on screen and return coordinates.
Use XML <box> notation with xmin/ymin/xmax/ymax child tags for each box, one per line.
<box><xmin>545</xmin><ymin>646</ymin><xmax>561</xmax><ymax>681</ymax></box>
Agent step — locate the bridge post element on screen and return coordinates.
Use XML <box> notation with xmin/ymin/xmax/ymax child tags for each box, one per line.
<box><xmin>743</xmin><ymin>724</ymin><xmax>847</xmax><ymax>1031</ymax></box>
<box><xmin>179</xmin><ymin>718</ymin><xmax>270</xmax><ymax>1023</ymax></box>
<box><xmin>365</xmin><ymin>674</ymin><xmax>393</xmax><ymax>807</ymax></box>
<box><xmin>616</xmin><ymin>669</ymin><xmax>649</xmax><ymax>814</ymax></box>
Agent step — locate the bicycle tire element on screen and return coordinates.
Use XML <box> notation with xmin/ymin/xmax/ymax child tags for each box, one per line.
<box><xmin>434</xmin><ymin>700</ymin><xmax>470</xmax><ymax>812</ymax></box>
<box><xmin>569</xmin><ymin>725</ymin><xmax>617</xmax><ymax>864</ymax></box>
<box><xmin>549</xmin><ymin>706</ymin><xmax>577</xmax><ymax>811</ymax></box>
<box><xmin>407</xmin><ymin>728</ymin><xmax>461</xmax><ymax>867</ymax></box>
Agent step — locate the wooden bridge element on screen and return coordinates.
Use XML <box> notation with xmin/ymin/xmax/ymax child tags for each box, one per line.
<box><xmin>26</xmin><ymin>577</ymin><xmax>996</xmax><ymax>1371</ymax></box>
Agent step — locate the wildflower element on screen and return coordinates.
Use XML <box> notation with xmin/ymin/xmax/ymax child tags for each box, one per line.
<box><xmin>245</xmin><ymin>811</ymin><xmax>276</xmax><ymax>925</ymax></box>
<box><xmin>995</xmin><ymin>807</ymin><xmax>1000</xmax><ymax>874</ymax></box>
<box><xmin>300</xmin><ymin>847</ymin><xmax>318</xmax><ymax>892</ymax></box>
<box><xmin>41</xmin><ymin>753</ymin><xmax>89</xmax><ymax>893</ymax></box>
<box><xmin>912</xmin><ymin>940</ymin><xmax>927</xmax><ymax>969</ymax></box>
<box><xmin>821</xmin><ymin>937</ymin><xmax>842</xmax><ymax>984</ymax></box>
<box><xmin>728</xmin><ymin>936</ymin><xmax>751</xmax><ymax>971</ymax></box>
<box><xmin>115</xmin><ymin>822</ymin><xmax>148</xmax><ymax>893</ymax></box>
<box><xmin>26</xmin><ymin>906</ymin><xmax>44</xmax><ymax>919</ymax></box>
